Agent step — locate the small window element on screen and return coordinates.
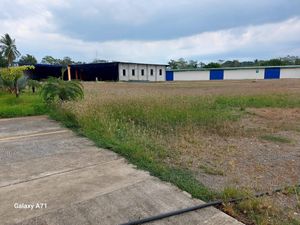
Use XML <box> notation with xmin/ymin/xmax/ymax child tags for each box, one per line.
<box><xmin>150</xmin><ymin>69</ymin><xmax>154</xmax><ymax>76</ymax></box>
<box><xmin>122</xmin><ymin>69</ymin><xmax>126</xmax><ymax>76</ymax></box>
<box><xmin>141</xmin><ymin>69</ymin><xmax>144</xmax><ymax>76</ymax></box>
<box><xmin>132</xmin><ymin>69</ymin><xmax>135</xmax><ymax>76</ymax></box>
<box><xmin>159</xmin><ymin>69</ymin><xmax>162</xmax><ymax>76</ymax></box>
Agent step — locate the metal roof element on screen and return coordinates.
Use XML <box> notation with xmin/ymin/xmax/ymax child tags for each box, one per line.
<box><xmin>70</xmin><ymin>61</ymin><xmax>168</xmax><ymax>67</ymax></box>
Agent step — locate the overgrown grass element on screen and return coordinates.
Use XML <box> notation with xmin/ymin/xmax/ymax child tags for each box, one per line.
<box><xmin>0</xmin><ymin>91</ymin><xmax>47</xmax><ymax>118</ymax></box>
<box><xmin>215</xmin><ymin>94</ymin><xmax>300</xmax><ymax>109</ymax></box>
<box><xmin>49</xmin><ymin>92</ymin><xmax>300</xmax><ymax>225</ymax></box>
<box><xmin>221</xmin><ymin>187</ymin><xmax>300</xmax><ymax>225</ymax></box>
<box><xmin>49</xmin><ymin>105</ymin><xmax>217</xmax><ymax>201</ymax></box>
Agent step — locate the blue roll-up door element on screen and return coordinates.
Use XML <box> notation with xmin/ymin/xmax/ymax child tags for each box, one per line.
<box><xmin>210</xmin><ymin>70</ymin><xmax>224</xmax><ymax>80</ymax></box>
<box><xmin>166</xmin><ymin>71</ymin><xmax>174</xmax><ymax>81</ymax></box>
<box><xmin>264</xmin><ymin>68</ymin><xmax>280</xmax><ymax>79</ymax></box>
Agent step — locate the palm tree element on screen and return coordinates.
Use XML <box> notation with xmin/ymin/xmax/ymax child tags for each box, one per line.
<box><xmin>41</xmin><ymin>77</ymin><xmax>84</xmax><ymax>102</ymax></box>
<box><xmin>0</xmin><ymin>33</ymin><xmax>20</xmax><ymax>67</ymax></box>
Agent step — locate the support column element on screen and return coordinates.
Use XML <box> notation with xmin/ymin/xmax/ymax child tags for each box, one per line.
<box><xmin>67</xmin><ymin>66</ymin><xmax>71</xmax><ymax>81</ymax></box>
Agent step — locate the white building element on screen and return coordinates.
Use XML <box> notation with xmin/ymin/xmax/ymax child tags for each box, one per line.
<box><xmin>118</xmin><ymin>62</ymin><xmax>166</xmax><ymax>82</ymax></box>
<box><xmin>166</xmin><ymin>66</ymin><xmax>300</xmax><ymax>81</ymax></box>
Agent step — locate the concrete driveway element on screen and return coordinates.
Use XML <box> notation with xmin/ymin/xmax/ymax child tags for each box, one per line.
<box><xmin>0</xmin><ymin>116</ymin><xmax>243</xmax><ymax>225</ymax></box>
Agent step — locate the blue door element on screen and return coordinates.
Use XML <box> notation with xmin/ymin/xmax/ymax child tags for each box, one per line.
<box><xmin>166</xmin><ymin>71</ymin><xmax>174</xmax><ymax>81</ymax></box>
<box><xmin>264</xmin><ymin>68</ymin><xmax>280</xmax><ymax>79</ymax></box>
<box><xmin>210</xmin><ymin>70</ymin><xmax>224</xmax><ymax>80</ymax></box>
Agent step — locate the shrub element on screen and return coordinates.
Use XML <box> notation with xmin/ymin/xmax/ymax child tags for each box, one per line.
<box><xmin>0</xmin><ymin>66</ymin><xmax>34</xmax><ymax>97</ymax></box>
<box><xmin>27</xmin><ymin>79</ymin><xmax>41</xmax><ymax>93</ymax></box>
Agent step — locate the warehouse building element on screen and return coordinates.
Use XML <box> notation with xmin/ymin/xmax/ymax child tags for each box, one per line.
<box><xmin>26</xmin><ymin>63</ymin><xmax>300</xmax><ymax>82</ymax></box>
<box><xmin>166</xmin><ymin>65</ymin><xmax>300</xmax><ymax>81</ymax></box>
<box><xmin>68</xmin><ymin>62</ymin><xmax>166</xmax><ymax>82</ymax></box>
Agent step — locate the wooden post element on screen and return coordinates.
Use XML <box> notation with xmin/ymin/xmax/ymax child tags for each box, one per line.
<box><xmin>67</xmin><ymin>66</ymin><xmax>71</xmax><ymax>81</ymax></box>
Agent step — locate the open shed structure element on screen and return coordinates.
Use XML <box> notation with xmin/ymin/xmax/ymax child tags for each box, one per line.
<box><xmin>24</xmin><ymin>64</ymin><xmax>67</xmax><ymax>80</ymax></box>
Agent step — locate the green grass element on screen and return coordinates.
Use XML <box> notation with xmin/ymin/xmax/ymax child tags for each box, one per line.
<box><xmin>49</xmin><ymin>93</ymin><xmax>300</xmax><ymax>225</ymax></box>
<box><xmin>49</xmin><ymin>105</ymin><xmax>217</xmax><ymax>201</ymax></box>
<box><xmin>0</xmin><ymin>91</ymin><xmax>47</xmax><ymax>118</ymax></box>
<box><xmin>215</xmin><ymin>94</ymin><xmax>300</xmax><ymax>109</ymax></box>
<box><xmin>261</xmin><ymin>135</ymin><xmax>292</xmax><ymax>143</ymax></box>
<box><xmin>199</xmin><ymin>164</ymin><xmax>224</xmax><ymax>176</ymax></box>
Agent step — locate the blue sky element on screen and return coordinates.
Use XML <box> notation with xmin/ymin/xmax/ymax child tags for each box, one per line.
<box><xmin>0</xmin><ymin>0</ymin><xmax>300</xmax><ymax>63</ymax></box>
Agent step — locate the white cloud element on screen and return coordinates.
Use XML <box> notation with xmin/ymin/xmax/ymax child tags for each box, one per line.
<box><xmin>0</xmin><ymin>0</ymin><xmax>299</xmax><ymax>63</ymax></box>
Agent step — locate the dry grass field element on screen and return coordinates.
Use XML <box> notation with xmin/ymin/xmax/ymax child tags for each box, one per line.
<box><xmin>53</xmin><ymin>79</ymin><xmax>300</xmax><ymax>225</ymax></box>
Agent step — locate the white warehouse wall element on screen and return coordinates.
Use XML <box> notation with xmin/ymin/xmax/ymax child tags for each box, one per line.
<box><xmin>118</xmin><ymin>63</ymin><xmax>129</xmax><ymax>81</ymax></box>
<box><xmin>280</xmin><ymin>68</ymin><xmax>300</xmax><ymax>79</ymax></box>
<box><xmin>137</xmin><ymin>64</ymin><xmax>148</xmax><ymax>81</ymax></box>
<box><xmin>156</xmin><ymin>66</ymin><xmax>166</xmax><ymax>81</ymax></box>
<box><xmin>224</xmin><ymin>69</ymin><xmax>264</xmax><ymax>80</ymax></box>
<box><xmin>128</xmin><ymin>64</ymin><xmax>138</xmax><ymax>81</ymax></box>
<box><xmin>174</xmin><ymin>71</ymin><xmax>209</xmax><ymax>81</ymax></box>
<box><xmin>147</xmin><ymin>65</ymin><xmax>157</xmax><ymax>81</ymax></box>
<box><xmin>118</xmin><ymin>63</ymin><xmax>166</xmax><ymax>82</ymax></box>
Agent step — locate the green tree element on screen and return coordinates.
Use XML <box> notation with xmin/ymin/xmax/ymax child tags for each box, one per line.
<box><xmin>19</xmin><ymin>54</ymin><xmax>37</xmax><ymax>65</ymax></box>
<box><xmin>40</xmin><ymin>77</ymin><xmax>84</xmax><ymax>102</ymax></box>
<box><xmin>0</xmin><ymin>33</ymin><xmax>20</xmax><ymax>67</ymax></box>
<box><xmin>41</xmin><ymin>55</ymin><xmax>60</xmax><ymax>65</ymax></box>
<box><xmin>59</xmin><ymin>56</ymin><xmax>74</xmax><ymax>66</ymax></box>
<box><xmin>0</xmin><ymin>66</ymin><xmax>34</xmax><ymax>97</ymax></box>
<box><xmin>203</xmin><ymin>62</ymin><xmax>221</xmax><ymax>68</ymax></box>
<box><xmin>168</xmin><ymin>58</ymin><xmax>200</xmax><ymax>69</ymax></box>
<box><xmin>0</xmin><ymin>54</ymin><xmax>8</xmax><ymax>67</ymax></box>
<box><xmin>261</xmin><ymin>58</ymin><xmax>286</xmax><ymax>66</ymax></box>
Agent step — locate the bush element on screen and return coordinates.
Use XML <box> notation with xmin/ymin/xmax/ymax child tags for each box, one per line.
<box><xmin>0</xmin><ymin>66</ymin><xmax>34</xmax><ymax>97</ymax></box>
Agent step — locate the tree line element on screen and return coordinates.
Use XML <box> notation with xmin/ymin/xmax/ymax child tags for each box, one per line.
<box><xmin>0</xmin><ymin>33</ymin><xmax>92</xmax><ymax>67</ymax></box>
<box><xmin>1</xmin><ymin>33</ymin><xmax>300</xmax><ymax>69</ymax></box>
<box><xmin>168</xmin><ymin>57</ymin><xmax>300</xmax><ymax>70</ymax></box>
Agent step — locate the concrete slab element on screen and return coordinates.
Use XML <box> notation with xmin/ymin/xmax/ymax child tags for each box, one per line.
<box><xmin>0</xmin><ymin>116</ymin><xmax>243</xmax><ymax>225</ymax></box>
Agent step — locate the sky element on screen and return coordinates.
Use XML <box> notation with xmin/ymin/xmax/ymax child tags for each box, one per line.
<box><xmin>0</xmin><ymin>0</ymin><xmax>300</xmax><ymax>64</ymax></box>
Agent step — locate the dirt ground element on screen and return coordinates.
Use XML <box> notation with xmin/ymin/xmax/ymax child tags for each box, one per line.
<box><xmin>83</xmin><ymin>79</ymin><xmax>300</xmax><ymax>98</ymax></box>
<box><xmin>82</xmin><ymin>79</ymin><xmax>300</xmax><ymax>221</ymax></box>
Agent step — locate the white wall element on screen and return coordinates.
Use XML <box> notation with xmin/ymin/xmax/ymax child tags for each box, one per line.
<box><xmin>118</xmin><ymin>63</ymin><xmax>129</xmax><ymax>81</ymax></box>
<box><xmin>137</xmin><ymin>64</ymin><xmax>148</xmax><ymax>81</ymax></box>
<box><xmin>147</xmin><ymin>65</ymin><xmax>156</xmax><ymax>81</ymax></box>
<box><xmin>224</xmin><ymin>69</ymin><xmax>264</xmax><ymax>80</ymax></box>
<box><xmin>156</xmin><ymin>66</ymin><xmax>166</xmax><ymax>81</ymax></box>
<box><xmin>174</xmin><ymin>71</ymin><xmax>209</xmax><ymax>81</ymax></box>
<box><xmin>119</xmin><ymin>63</ymin><xmax>166</xmax><ymax>81</ymax></box>
<box><xmin>280</xmin><ymin>68</ymin><xmax>300</xmax><ymax>79</ymax></box>
<box><xmin>128</xmin><ymin>64</ymin><xmax>138</xmax><ymax>80</ymax></box>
